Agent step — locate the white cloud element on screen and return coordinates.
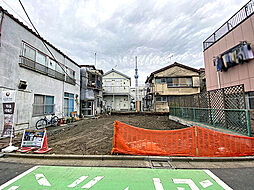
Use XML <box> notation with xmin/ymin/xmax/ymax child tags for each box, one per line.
<box><xmin>0</xmin><ymin>0</ymin><xmax>250</xmax><ymax>85</ymax></box>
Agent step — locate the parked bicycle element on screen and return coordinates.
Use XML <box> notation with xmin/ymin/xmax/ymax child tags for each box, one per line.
<box><xmin>35</xmin><ymin>114</ymin><xmax>59</xmax><ymax>130</ymax></box>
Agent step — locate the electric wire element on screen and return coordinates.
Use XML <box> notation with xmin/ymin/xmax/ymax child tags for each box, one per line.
<box><xmin>0</xmin><ymin>0</ymin><xmax>32</xmax><ymax>28</ymax></box>
<box><xmin>18</xmin><ymin>0</ymin><xmax>80</xmax><ymax>87</ymax></box>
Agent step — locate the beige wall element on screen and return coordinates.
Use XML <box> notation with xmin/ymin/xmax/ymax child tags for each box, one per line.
<box><xmin>150</xmin><ymin>65</ymin><xmax>200</xmax><ymax>112</ymax></box>
<box><xmin>204</xmin><ymin>14</ymin><xmax>254</xmax><ymax>92</ymax></box>
<box><xmin>155</xmin><ymin>102</ymin><xmax>169</xmax><ymax>112</ymax></box>
<box><xmin>153</xmin><ymin>66</ymin><xmax>200</xmax><ymax>96</ymax></box>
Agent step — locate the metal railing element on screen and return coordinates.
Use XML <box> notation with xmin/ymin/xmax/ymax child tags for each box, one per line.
<box><xmin>66</xmin><ymin>75</ymin><xmax>76</xmax><ymax>85</ymax></box>
<box><xmin>19</xmin><ymin>56</ymin><xmax>76</xmax><ymax>85</ymax></box>
<box><xmin>203</xmin><ymin>0</ymin><xmax>254</xmax><ymax>50</ymax></box>
<box><xmin>169</xmin><ymin>106</ymin><xmax>251</xmax><ymax>136</ymax></box>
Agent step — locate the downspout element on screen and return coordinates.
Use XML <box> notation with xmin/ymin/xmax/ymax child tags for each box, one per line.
<box><xmin>217</xmin><ymin>71</ymin><xmax>221</xmax><ymax>89</ymax></box>
<box><xmin>0</xmin><ymin>13</ymin><xmax>5</xmax><ymax>47</ymax></box>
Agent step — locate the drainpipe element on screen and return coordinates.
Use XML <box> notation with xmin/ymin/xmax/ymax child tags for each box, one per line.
<box><xmin>217</xmin><ymin>71</ymin><xmax>221</xmax><ymax>89</ymax></box>
<box><xmin>0</xmin><ymin>13</ymin><xmax>5</xmax><ymax>47</ymax></box>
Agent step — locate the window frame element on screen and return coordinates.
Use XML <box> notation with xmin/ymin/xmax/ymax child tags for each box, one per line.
<box><xmin>167</xmin><ymin>77</ymin><xmax>193</xmax><ymax>88</ymax></box>
<box><xmin>32</xmin><ymin>94</ymin><xmax>55</xmax><ymax>116</ymax></box>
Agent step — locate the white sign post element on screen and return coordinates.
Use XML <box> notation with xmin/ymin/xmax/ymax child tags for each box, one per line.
<box><xmin>1</xmin><ymin>90</ymin><xmax>18</xmax><ymax>152</ymax></box>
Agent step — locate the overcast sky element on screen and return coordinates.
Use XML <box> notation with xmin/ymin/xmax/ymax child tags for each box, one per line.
<box><xmin>0</xmin><ymin>0</ymin><xmax>249</xmax><ymax>85</ymax></box>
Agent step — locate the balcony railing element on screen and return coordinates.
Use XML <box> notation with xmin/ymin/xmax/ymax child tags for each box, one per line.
<box><xmin>66</xmin><ymin>75</ymin><xmax>76</xmax><ymax>85</ymax></box>
<box><xmin>203</xmin><ymin>0</ymin><xmax>254</xmax><ymax>51</ymax></box>
<box><xmin>19</xmin><ymin>56</ymin><xmax>76</xmax><ymax>85</ymax></box>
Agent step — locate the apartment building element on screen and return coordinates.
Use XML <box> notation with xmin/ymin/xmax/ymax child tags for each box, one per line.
<box><xmin>80</xmin><ymin>65</ymin><xmax>103</xmax><ymax>117</ymax></box>
<box><xmin>145</xmin><ymin>62</ymin><xmax>201</xmax><ymax>112</ymax></box>
<box><xmin>0</xmin><ymin>6</ymin><xmax>80</xmax><ymax>132</ymax></box>
<box><xmin>203</xmin><ymin>0</ymin><xmax>254</xmax><ymax>109</ymax></box>
<box><xmin>102</xmin><ymin>69</ymin><xmax>131</xmax><ymax>111</ymax></box>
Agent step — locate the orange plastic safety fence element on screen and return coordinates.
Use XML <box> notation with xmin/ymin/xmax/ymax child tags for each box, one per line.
<box><xmin>111</xmin><ymin>121</ymin><xmax>254</xmax><ymax>157</ymax></box>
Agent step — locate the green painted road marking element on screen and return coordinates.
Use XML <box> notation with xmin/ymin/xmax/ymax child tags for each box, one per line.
<box><xmin>0</xmin><ymin>166</ymin><xmax>232</xmax><ymax>190</ymax></box>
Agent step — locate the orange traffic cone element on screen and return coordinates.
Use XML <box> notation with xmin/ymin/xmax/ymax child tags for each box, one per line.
<box><xmin>34</xmin><ymin>130</ymin><xmax>52</xmax><ymax>154</ymax></box>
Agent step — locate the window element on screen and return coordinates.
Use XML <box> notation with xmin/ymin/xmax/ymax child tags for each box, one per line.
<box><xmin>68</xmin><ymin>68</ymin><xmax>75</xmax><ymax>79</ymax></box>
<box><xmin>156</xmin><ymin>96</ymin><xmax>167</xmax><ymax>102</ymax></box>
<box><xmin>155</xmin><ymin>78</ymin><xmax>161</xmax><ymax>84</ymax></box>
<box><xmin>49</xmin><ymin>59</ymin><xmax>56</xmax><ymax>70</ymax></box>
<box><xmin>24</xmin><ymin>44</ymin><xmax>36</xmax><ymax>61</ymax></box>
<box><xmin>36</xmin><ymin>52</ymin><xmax>46</xmax><ymax>66</ymax></box>
<box><xmin>167</xmin><ymin>77</ymin><xmax>192</xmax><ymax>87</ymax></box>
<box><xmin>33</xmin><ymin>95</ymin><xmax>54</xmax><ymax>116</ymax></box>
<box><xmin>155</xmin><ymin>78</ymin><xmax>166</xmax><ymax>84</ymax></box>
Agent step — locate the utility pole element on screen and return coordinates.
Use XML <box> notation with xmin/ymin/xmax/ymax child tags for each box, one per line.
<box><xmin>134</xmin><ymin>56</ymin><xmax>139</xmax><ymax>110</ymax></box>
<box><xmin>94</xmin><ymin>52</ymin><xmax>96</xmax><ymax>68</ymax></box>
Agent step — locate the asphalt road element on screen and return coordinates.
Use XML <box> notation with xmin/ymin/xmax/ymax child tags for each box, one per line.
<box><xmin>0</xmin><ymin>161</ymin><xmax>254</xmax><ymax>189</ymax></box>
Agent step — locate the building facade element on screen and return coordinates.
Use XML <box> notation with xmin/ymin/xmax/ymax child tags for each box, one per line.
<box><xmin>102</xmin><ymin>69</ymin><xmax>131</xmax><ymax>111</ymax></box>
<box><xmin>80</xmin><ymin>65</ymin><xmax>103</xmax><ymax>117</ymax></box>
<box><xmin>0</xmin><ymin>7</ymin><xmax>80</xmax><ymax>132</ymax></box>
<box><xmin>203</xmin><ymin>0</ymin><xmax>254</xmax><ymax>109</ymax></box>
<box><xmin>145</xmin><ymin>62</ymin><xmax>201</xmax><ymax>112</ymax></box>
<box><xmin>130</xmin><ymin>86</ymin><xmax>147</xmax><ymax>111</ymax></box>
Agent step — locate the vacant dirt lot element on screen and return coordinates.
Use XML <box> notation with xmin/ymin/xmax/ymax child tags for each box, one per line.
<box><xmin>46</xmin><ymin>114</ymin><xmax>186</xmax><ymax>155</ymax></box>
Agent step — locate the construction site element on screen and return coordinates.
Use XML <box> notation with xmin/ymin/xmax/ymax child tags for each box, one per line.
<box><xmin>47</xmin><ymin>114</ymin><xmax>186</xmax><ymax>155</ymax></box>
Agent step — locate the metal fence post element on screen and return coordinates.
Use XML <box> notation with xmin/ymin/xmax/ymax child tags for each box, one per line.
<box><xmin>212</xmin><ymin>109</ymin><xmax>216</xmax><ymax>127</ymax></box>
<box><xmin>246</xmin><ymin>109</ymin><xmax>251</xmax><ymax>137</ymax></box>
<box><xmin>193</xmin><ymin>107</ymin><xmax>196</xmax><ymax>121</ymax></box>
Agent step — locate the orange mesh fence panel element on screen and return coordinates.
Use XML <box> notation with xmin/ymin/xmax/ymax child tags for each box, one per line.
<box><xmin>111</xmin><ymin>121</ymin><xmax>254</xmax><ymax>157</ymax></box>
<box><xmin>196</xmin><ymin>126</ymin><xmax>254</xmax><ymax>157</ymax></box>
<box><xmin>111</xmin><ymin>121</ymin><xmax>196</xmax><ymax>156</ymax></box>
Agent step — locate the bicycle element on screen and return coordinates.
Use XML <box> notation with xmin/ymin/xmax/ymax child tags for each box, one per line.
<box><xmin>35</xmin><ymin>114</ymin><xmax>59</xmax><ymax>130</ymax></box>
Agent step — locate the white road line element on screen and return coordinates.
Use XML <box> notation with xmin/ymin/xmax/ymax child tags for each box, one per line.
<box><xmin>204</xmin><ymin>170</ymin><xmax>233</xmax><ymax>190</ymax></box>
<box><xmin>7</xmin><ymin>186</ymin><xmax>19</xmax><ymax>190</ymax></box>
<box><xmin>0</xmin><ymin>166</ymin><xmax>40</xmax><ymax>190</ymax></box>
<box><xmin>199</xmin><ymin>179</ymin><xmax>213</xmax><ymax>188</ymax></box>
<box><xmin>173</xmin><ymin>179</ymin><xmax>199</xmax><ymax>190</ymax></box>
<box><xmin>68</xmin><ymin>176</ymin><xmax>88</xmax><ymax>188</ymax></box>
<box><xmin>153</xmin><ymin>178</ymin><xmax>164</xmax><ymax>190</ymax></box>
<box><xmin>82</xmin><ymin>176</ymin><xmax>104</xmax><ymax>189</ymax></box>
<box><xmin>35</xmin><ymin>174</ymin><xmax>51</xmax><ymax>186</ymax></box>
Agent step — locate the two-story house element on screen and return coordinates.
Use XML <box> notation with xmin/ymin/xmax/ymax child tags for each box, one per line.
<box><xmin>145</xmin><ymin>62</ymin><xmax>201</xmax><ymax>112</ymax></box>
<box><xmin>80</xmin><ymin>65</ymin><xmax>103</xmax><ymax>117</ymax></box>
<box><xmin>0</xmin><ymin>6</ymin><xmax>80</xmax><ymax>132</ymax></box>
<box><xmin>102</xmin><ymin>69</ymin><xmax>131</xmax><ymax>111</ymax></box>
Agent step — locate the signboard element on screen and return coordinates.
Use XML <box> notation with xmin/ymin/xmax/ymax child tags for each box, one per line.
<box><xmin>0</xmin><ymin>166</ymin><xmax>233</xmax><ymax>190</ymax></box>
<box><xmin>1</xmin><ymin>90</ymin><xmax>16</xmax><ymax>137</ymax></box>
<box><xmin>21</xmin><ymin>129</ymin><xmax>45</xmax><ymax>148</ymax></box>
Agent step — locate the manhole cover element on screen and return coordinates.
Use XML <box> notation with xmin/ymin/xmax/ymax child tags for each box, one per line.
<box><xmin>150</xmin><ymin>160</ymin><xmax>174</xmax><ymax>169</ymax></box>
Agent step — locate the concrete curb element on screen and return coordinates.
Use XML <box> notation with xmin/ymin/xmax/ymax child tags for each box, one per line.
<box><xmin>3</xmin><ymin>153</ymin><xmax>254</xmax><ymax>162</ymax></box>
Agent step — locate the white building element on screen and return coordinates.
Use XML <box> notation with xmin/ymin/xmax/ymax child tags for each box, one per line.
<box><xmin>102</xmin><ymin>69</ymin><xmax>131</xmax><ymax>111</ymax></box>
<box><xmin>0</xmin><ymin>6</ymin><xmax>80</xmax><ymax>132</ymax></box>
<box><xmin>130</xmin><ymin>86</ymin><xmax>147</xmax><ymax>111</ymax></box>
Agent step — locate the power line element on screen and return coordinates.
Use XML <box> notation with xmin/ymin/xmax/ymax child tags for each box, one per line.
<box><xmin>18</xmin><ymin>0</ymin><xmax>80</xmax><ymax>87</ymax></box>
<box><xmin>0</xmin><ymin>0</ymin><xmax>32</xmax><ymax>28</ymax></box>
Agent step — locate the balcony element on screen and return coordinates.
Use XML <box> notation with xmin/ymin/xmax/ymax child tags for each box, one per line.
<box><xmin>203</xmin><ymin>0</ymin><xmax>254</xmax><ymax>51</ymax></box>
<box><xmin>19</xmin><ymin>56</ymin><xmax>76</xmax><ymax>85</ymax></box>
<box><xmin>66</xmin><ymin>75</ymin><xmax>76</xmax><ymax>85</ymax></box>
